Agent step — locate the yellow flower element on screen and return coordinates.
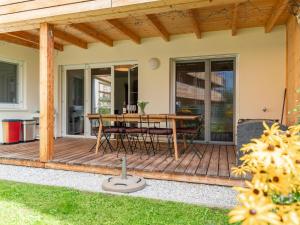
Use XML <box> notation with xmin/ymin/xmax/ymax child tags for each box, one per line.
<box><xmin>229</xmin><ymin>195</ymin><xmax>281</xmax><ymax>225</ymax></box>
<box><xmin>230</xmin><ymin>122</ymin><xmax>300</xmax><ymax>225</ymax></box>
<box><xmin>277</xmin><ymin>205</ymin><xmax>300</xmax><ymax>225</ymax></box>
<box><xmin>231</xmin><ymin>166</ymin><xmax>251</xmax><ymax>177</ymax></box>
<box><xmin>234</xmin><ymin>181</ymin><xmax>269</xmax><ymax>199</ymax></box>
<box><xmin>260</xmin><ymin>122</ymin><xmax>280</xmax><ymax>142</ymax></box>
<box><xmin>266</xmin><ymin>168</ymin><xmax>293</xmax><ymax>195</ymax></box>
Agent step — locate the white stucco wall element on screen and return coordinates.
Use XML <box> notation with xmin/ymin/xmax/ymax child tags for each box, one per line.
<box><xmin>0</xmin><ymin>26</ymin><xmax>286</xmax><ymax>143</ymax></box>
<box><xmin>54</xmin><ymin>26</ymin><xmax>286</xmax><ymax>121</ymax></box>
<box><xmin>0</xmin><ymin>42</ymin><xmax>39</xmax><ymax>143</ymax></box>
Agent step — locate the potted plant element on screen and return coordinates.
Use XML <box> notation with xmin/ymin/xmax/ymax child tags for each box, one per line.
<box><xmin>137</xmin><ymin>101</ymin><xmax>149</xmax><ymax>115</ymax></box>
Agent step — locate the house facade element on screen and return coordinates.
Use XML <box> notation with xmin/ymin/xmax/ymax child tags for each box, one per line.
<box><xmin>0</xmin><ymin>0</ymin><xmax>298</xmax><ymax>180</ymax></box>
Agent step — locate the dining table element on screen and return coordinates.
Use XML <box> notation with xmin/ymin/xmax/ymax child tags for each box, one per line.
<box><xmin>87</xmin><ymin>114</ymin><xmax>200</xmax><ymax>160</ymax></box>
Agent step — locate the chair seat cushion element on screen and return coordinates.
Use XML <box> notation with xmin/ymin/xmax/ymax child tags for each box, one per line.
<box><xmin>177</xmin><ymin>127</ymin><xmax>198</xmax><ymax>134</ymax></box>
<box><xmin>103</xmin><ymin>127</ymin><xmax>124</xmax><ymax>133</ymax></box>
<box><xmin>149</xmin><ymin>128</ymin><xmax>173</xmax><ymax>135</ymax></box>
<box><xmin>125</xmin><ymin>128</ymin><xmax>148</xmax><ymax>133</ymax></box>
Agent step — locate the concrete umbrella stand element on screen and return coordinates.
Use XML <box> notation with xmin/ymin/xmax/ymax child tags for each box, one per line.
<box><xmin>102</xmin><ymin>157</ymin><xmax>146</xmax><ymax>193</ymax></box>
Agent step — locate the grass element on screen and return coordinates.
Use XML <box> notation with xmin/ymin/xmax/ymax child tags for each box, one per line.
<box><xmin>0</xmin><ymin>180</ymin><xmax>230</xmax><ymax>225</ymax></box>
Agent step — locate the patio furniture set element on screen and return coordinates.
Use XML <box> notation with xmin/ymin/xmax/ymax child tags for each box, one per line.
<box><xmin>88</xmin><ymin>114</ymin><xmax>203</xmax><ymax>160</ymax></box>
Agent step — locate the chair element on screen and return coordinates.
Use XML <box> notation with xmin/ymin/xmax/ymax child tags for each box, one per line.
<box><xmin>123</xmin><ymin>115</ymin><xmax>149</xmax><ymax>157</ymax></box>
<box><xmin>89</xmin><ymin>115</ymin><xmax>116</xmax><ymax>154</ymax></box>
<box><xmin>108</xmin><ymin>115</ymin><xmax>134</xmax><ymax>157</ymax></box>
<box><xmin>147</xmin><ymin>115</ymin><xmax>173</xmax><ymax>156</ymax></box>
<box><xmin>176</xmin><ymin>115</ymin><xmax>204</xmax><ymax>159</ymax></box>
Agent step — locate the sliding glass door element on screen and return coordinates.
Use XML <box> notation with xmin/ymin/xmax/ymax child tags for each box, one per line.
<box><xmin>175</xmin><ymin>61</ymin><xmax>206</xmax><ymax>141</ymax></box>
<box><xmin>175</xmin><ymin>58</ymin><xmax>235</xmax><ymax>143</ymax></box>
<box><xmin>66</xmin><ymin>69</ymin><xmax>85</xmax><ymax>135</ymax></box>
<box><xmin>210</xmin><ymin>60</ymin><xmax>234</xmax><ymax>142</ymax></box>
<box><xmin>62</xmin><ymin>62</ymin><xmax>138</xmax><ymax>137</ymax></box>
<box><xmin>91</xmin><ymin>67</ymin><xmax>112</xmax><ymax>114</ymax></box>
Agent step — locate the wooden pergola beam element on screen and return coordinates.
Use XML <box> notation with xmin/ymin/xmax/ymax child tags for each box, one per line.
<box><xmin>39</xmin><ymin>23</ymin><xmax>54</xmax><ymax>162</ymax></box>
<box><xmin>265</xmin><ymin>0</ymin><xmax>288</xmax><ymax>33</ymax></box>
<box><xmin>70</xmin><ymin>23</ymin><xmax>113</xmax><ymax>47</ymax></box>
<box><xmin>232</xmin><ymin>3</ymin><xmax>239</xmax><ymax>36</ymax></box>
<box><xmin>0</xmin><ymin>33</ymin><xmax>39</xmax><ymax>49</ymax></box>
<box><xmin>53</xmin><ymin>29</ymin><xmax>88</xmax><ymax>49</ymax></box>
<box><xmin>7</xmin><ymin>31</ymin><xmax>64</xmax><ymax>51</ymax></box>
<box><xmin>107</xmin><ymin>19</ymin><xmax>141</xmax><ymax>44</ymax></box>
<box><xmin>146</xmin><ymin>14</ymin><xmax>170</xmax><ymax>41</ymax></box>
<box><xmin>189</xmin><ymin>9</ymin><xmax>201</xmax><ymax>39</ymax></box>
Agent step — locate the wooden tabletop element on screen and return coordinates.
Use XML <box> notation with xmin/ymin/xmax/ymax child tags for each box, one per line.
<box><xmin>87</xmin><ymin>113</ymin><xmax>200</xmax><ymax>121</ymax></box>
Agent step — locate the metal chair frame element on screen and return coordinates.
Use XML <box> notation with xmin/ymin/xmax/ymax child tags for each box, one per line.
<box><xmin>147</xmin><ymin>115</ymin><xmax>173</xmax><ymax>157</ymax></box>
<box><xmin>177</xmin><ymin>116</ymin><xmax>204</xmax><ymax>159</ymax></box>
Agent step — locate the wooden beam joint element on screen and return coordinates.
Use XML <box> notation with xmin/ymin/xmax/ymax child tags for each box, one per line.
<box><xmin>265</xmin><ymin>0</ymin><xmax>288</xmax><ymax>33</ymax></box>
<box><xmin>232</xmin><ymin>3</ymin><xmax>239</xmax><ymax>36</ymax></box>
<box><xmin>146</xmin><ymin>14</ymin><xmax>170</xmax><ymax>41</ymax></box>
<box><xmin>71</xmin><ymin>23</ymin><xmax>113</xmax><ymax>47</ymax></box>
<box><xmin>189</xmin><ymin>9</ymin><xmax>201</xmax><ymax>39</ymax></box>
<box><xmin>7</xmin><ymin>31</ymin><xmax>64</xmax><ymax>51</ymax></box>
<box><xmin>53</xmin><ymin>28</ymin><xmax>88</xmax><ymax>49</ymax></box>
<box><xmin>107</xmin><ymin>19</ymin><xmax>141</xmax><ymax>44</ymax></box>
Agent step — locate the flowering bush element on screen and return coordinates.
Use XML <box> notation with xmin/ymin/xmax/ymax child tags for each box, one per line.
<box><xmin>229</xmin><ymin>122</ymin><xmax>300</xmax><ymax>225</ymax></box>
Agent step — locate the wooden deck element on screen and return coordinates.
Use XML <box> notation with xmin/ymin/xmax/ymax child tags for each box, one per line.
<box><xmin>0</xmin><ymin>138</ymin><xmax>244</xmax><ymax>186</ymax></box>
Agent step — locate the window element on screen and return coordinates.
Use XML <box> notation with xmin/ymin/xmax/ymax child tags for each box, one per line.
<box><xmin>0</xmin><ymin>59</ymin><xmax>23</xmax><ymax>109</ymax></box>
<box><xmin>174</xmin><ymin>58</ymin><xmax>235</xmax><ymax>143</ymax></box>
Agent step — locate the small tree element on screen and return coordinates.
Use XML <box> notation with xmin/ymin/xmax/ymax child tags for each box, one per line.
<box><xmin>229</xmin><ymin>122</ymin><xmax>300</xmax><ymax>225</ymax></box>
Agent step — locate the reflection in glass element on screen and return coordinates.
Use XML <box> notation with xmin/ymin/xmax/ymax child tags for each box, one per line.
<box><xmin>0</xmin><ymin>61</ymin><xmax>18</xmax><ymax>103</ymax></box>
<box><xmin>91</xmin><ymin>68</ymin><xmax>112</xmax><ymax>115</ymax></box>
<box><xmin>114</xmin><ymin>65</ymin><xmax>138</xmax><ymax>114</ymax></box>
<box><xmin>67</xmin><ymin>69</ymin><xmax>85</xmax><ymax>135</ymax></box>
<box><xmin>175</xmin><ymin>62</ymin><xmax>205</xmax><ymax>140</ymax></box>
<box><xmin>210</xmin><ymin>60</ymin><xmax>234</xmax><ymax>142</ymax></box>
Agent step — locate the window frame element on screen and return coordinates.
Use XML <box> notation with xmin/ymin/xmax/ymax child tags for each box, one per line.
<box><xmin>0</xmin><ymin>57</ymin><xmax>24</xmax><ymax>110</ymax></box>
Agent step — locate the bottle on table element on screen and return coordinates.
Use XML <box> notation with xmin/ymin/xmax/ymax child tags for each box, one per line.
<box><xmin>122</xmin><ymin>102</ymin><xmax>127</xmax><ymax>114</ymax></box>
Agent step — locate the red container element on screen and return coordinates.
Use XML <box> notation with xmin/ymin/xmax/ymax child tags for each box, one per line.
<box><xmin>2</xmin><ymin>119</ymin><xmax>22</xmax><ymax>144</ymax></box>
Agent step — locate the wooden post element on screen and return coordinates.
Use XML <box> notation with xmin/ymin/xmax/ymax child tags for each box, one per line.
<box><xmin>39</xmin><ymin>23</ymin><xmax>54</xmax><ymax>162</ymax></box>
<box><xmin>172</xmin><ymin>119</ymin><xmax>179</xmax><ymax>160</ymax></box>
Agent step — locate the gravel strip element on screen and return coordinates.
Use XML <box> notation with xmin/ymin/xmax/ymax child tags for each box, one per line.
<box><xmin>0</xmin><ymin>164</ymin><xmax>237</xmax><ymax>209</ymax></box>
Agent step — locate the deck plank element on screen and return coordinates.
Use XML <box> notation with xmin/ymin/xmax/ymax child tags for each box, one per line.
<box><xmin>218</xmin><ymin>145</ymin><xmax>229</xmax><ymax>177</ymax></box>
<box><xmin>196</xmin><ymin>144</ymin><xmax>213</xmax><ymax>175</ymax></box>
<box><xmin>185</xmin><ymin>144</ymin><xmax>206</xmax><ymax>175</ymax></box>
<box><xmin>0</xmin><ymin>138</ymin><xmax>243</xmax><ymax>185</ymax></box>
<box><xmin>206</xmin><ymin>145</ymin><xmax>220</xmax><ymax>177</ymax></box>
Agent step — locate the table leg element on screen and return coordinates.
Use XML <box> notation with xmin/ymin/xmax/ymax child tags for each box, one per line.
<box><xmin>95</xmin><ymin>122</ymin><xmax>103</xmax><ymax>154</ymax></box>
<box><xmin>172</xmin><ymin>119</ymin><xmax>179</xmax><ymax>160</ymax></box>
<box><xmin>179</xmin><ymin>120</ymin><xmax>187</xmax><ymax>152</ymax></box>
<box><xmin>183</xmin><ymin>135</ymin><xmax>187</xmax><ymax>151</ymax></box>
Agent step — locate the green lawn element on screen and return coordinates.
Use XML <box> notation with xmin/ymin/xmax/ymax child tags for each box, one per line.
<box><xmin>0</xmin><ymin>180</ymin><xmax>230</xmax><ymax>225</ymax></box>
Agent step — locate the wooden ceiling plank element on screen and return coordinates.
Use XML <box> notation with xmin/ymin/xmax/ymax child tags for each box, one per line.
<box><xmin>146</xmin><ymin>14</ymin><xmax>170</xmax><ymax>41</ymax></box>
<box><xmin>265</xmin><ymin>0</ymin><xmax>288</xmax><ymax>33</ymax></box>
<box><xmin>0</xmin><ymin>0</ymin><xmax>249</xmax><ymax>33</ymax></box>
<box><xmin>7</xmin><ymin>31</ymin><xmax>64</xmax><ymax>51</ymax></box>
<box><xmin>0</xmin><ymin>33</ymin><xmax>39</xmax><ymax>49</ymax></box>
<box><xmin>189</xmin><ymin>9</ymin><xmax>201</xmax><ymax>39</ymax></box>
<box><xmin>70</xmin><ymin>23</ymin><xmax>113</xmax><ymax>47</ymax></box>
<box><xmin>232</xmin><ymin>3</ymin><xmax>239</xmax><ymax>36</ymax></box>
<box><xmin>107</xmin><ymin>19</ymin><xmax>141</xmax><ymax>44</ymax></box>
<box><xmin>53</xmin><ymin>29</ymin><xmax>88</xmax><ymax>49</ymax></box>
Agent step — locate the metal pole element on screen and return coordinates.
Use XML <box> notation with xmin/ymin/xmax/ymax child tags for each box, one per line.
<box><xmin>121</xmin><ymin>156</ymin><xmax>127</xmax><ymax>179</ymax></box>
